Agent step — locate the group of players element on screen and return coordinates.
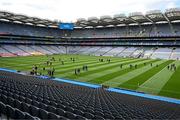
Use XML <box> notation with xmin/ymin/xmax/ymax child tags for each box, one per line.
<box><xmin>74</xmin><ymin>58</ymin><xmax>111</xmax><ymax>75</ymax></box>
<box><xmin>167</xmin><ymin>64</ymin><xmax>177</xmax><ymax>71</ymax></box>
<box><xmin>31</xmin><ymin>56</ymin><xmax>56</xmax><ymax>77</ymax></box>
<box><xmin>119</xmin><ymin>62</ymin><xmax>160</xmax><ymax>69</ymax></box>
<box><xmin>31</xmin><ymin>56</ymin><xmax>82</xmax><ymax>77</ymax></box>
<box><xmin>74</xmin><ymin>65</ymin><xmax>88</xmax><ymax>75</ymax></box>
<box><xmin>99</xmin><ymin>58</ymin><xmax>111</xmax><ymax>63</ymax></box>
<box><xmin>30</xmin><ymin>56</ymin><xmax>177</xmax><ymax>77</ymax></box>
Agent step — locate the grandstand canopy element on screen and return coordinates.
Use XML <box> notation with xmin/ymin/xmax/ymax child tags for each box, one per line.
<box><xmin>1</xmin><ymin>8</ymin><xmax>180</xmax><ymax>28</ymax></box>
<box><xmin>0</xmin><ymin>11</ymin><xmax>59</xmax><ymax>27</ymax></box>
<box><xmin>87</xmin><ymin>17</ymin><xmax>99</xmax><ymax>27</ymax></box>
<box><xmin>165</xmin><ymin>8</ymin><xmax>180</xmax><ymax>22</ymax></box>
<box><xmin>146</xmin><ymin>10</ymin><xmax>168</xmax><ymax>22</ymax></box>
<box><xmin>129</xmin><ymin>12</ymin><xmax>152</xmax><ymax>23</ymax></box>
<box><xmin>74</xmin><ymin>8</ymin><xmax>180</xmax><ymax>28</ymax></box>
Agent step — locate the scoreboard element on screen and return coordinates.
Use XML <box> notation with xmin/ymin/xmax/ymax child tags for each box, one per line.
<box><xmin>59</xmin><ymin>23</ymin><xmax>74</xmax><ymax>30</ymax></box>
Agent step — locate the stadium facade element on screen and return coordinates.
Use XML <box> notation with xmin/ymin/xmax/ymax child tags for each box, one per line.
<box><xmin>0</xmin><ymin>8</ymin><xmax>180</xmax><ymax>59</ymax></box>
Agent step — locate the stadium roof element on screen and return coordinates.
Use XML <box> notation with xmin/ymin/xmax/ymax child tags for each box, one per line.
<box><xmin>0</xmin><ymin>11</ymin><xmax>59</xmax><ymax>27</ymax></box>
<box><xmin>75</xmin><ymin>8</ymin><xmax>180</xmax><ymax>28</ymax></box>
<box><xmin>1</xmin><ymin>8</ymin><xmax>180</xmax><ymax>28</ymax></box>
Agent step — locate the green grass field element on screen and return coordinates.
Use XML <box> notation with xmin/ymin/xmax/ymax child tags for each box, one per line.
<box><xmin>0</xmin><ymin>54</ymin><xmax>180</xmax><ymax>99</ymax></box>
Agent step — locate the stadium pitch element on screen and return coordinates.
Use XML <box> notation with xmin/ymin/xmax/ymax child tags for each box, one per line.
<box><xmin>0</xmin><ymin>54</ymin><xmax>180</xmax><ymax>99</ymax></box>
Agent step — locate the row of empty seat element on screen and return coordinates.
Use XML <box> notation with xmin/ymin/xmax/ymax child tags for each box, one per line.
<box><xmin>0</xmin><ymin>70</ymin><xmax>180</xmax><ymax>119</ymax></box>
<box><xmin>69</xmin><ymin>46</ymin><xmax>179</xmax><ymax>60</ymax></box>
<box><xmin>1</xmin><ymin>21</ymin><xmax>180</xmax><ymax>38</ymax></box>
<box><xmin>0</xmin><ymin>45</ymin><xmax>179</xmax><ymax>60</ymax></box>
<box><xmin>0</xmin><ymin>45</ymin><xmax>66</xmax><ymax>57</ymax></box>
<box><xmin>70</xmin><ymin>23</ymin><xmax>180</xmax><ymax>38</ymax></box>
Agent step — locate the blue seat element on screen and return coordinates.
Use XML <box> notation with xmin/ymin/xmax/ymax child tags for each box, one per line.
<box><xmin>95</xmin><ymin>111</ymin><xmax>104</xmax><ymax>117</ymax></box>
<box><xmin>6</xmin><ymin>105</ymin><xmax>15</xmax><ymax>119</ymax></box>
<box><xmin>65</xmin><ymin>106</ymin><xmax>74</xmax><ymax>113</ymax></box>
<box><xmin>30</xmin><ymin>105</ymin><xmax>39</xmax><ymax>117</ymax></box>
<box><xmin>26</xmin><ymin>98</ymin><xmax>32</xmax><ymax>104</ymax></box>
<box><xmin>1</xmin><ymin>95</ymin><xmax>7</xmax><ymax>104</ymax></box>
<box><xmin>58</xmin><ymin>104</ymin><xmax>66</xmax><ymax>110</ymax></box>
<box><xmin>74</xmin><ymin>109</ymin><xmax>84</xmax><ymax>116</ymax></box>
<box><xmin>14</xmin><ymin>99</ymin><xmax>22</xmax><ymax>110</ymax></box>
<box><xmin>15</xmin><ymin>108</ymin><xmax>25</xmax><ymax>119</ymax></box>
<box><xmin>32</xmin><ymin>100</ymin><xmax>39</xmax><ymax>107</ymax></box>
<box><xmin>19</xmin><ymin>96</ymin><xmax>26</xmax><ymax>102</ymax></box>
<box><xmin>0</xmin><ymin>102</ymin><xmax>6</xmax><ymax>114</ymax></box>
<box><xmin>8</xmin><ymin>97</ymin><xmax>15</xmax><ymax>107</ymax></box>
<box><xmin>104</xmin><ymin>113</ymin><xmax>115</xmax><ymax>119</ymax></box>
<box><xmin>48</xmin><ymin>105</ymin><xmax>56</xmax><ymax>113</ymax></box>
<box><xmin>25</xmin><ymin>112</ymin><xmax>35</xmax><ymax>119</ymax></box>
<box><xmin>76</xmin><ymin>115</ymin><xmax>87</xmax><ymax>120</ymax></box>
<box><xmin>84</xmin><ymin>112</ymin><xmax>94</xmax><ymax>119</ymax></box>
<box><xmin>22</xmin><ymin>102</ymin><xmax>30</xmax><ymax>113</ymax></box>
<box><xmin>39</xmin><ymin>102</ymin><xmax>47</xmax><ymax>110</ymax></box>
<box><xmin>56</xmin><ymin>108</ymin><xmax>65</xmax><ymax>116</ymax></box>
<box><xmin>39</xmin><ymin>108</ymin><xmax>48</xmax><ymax>119</ymax></box>
<box><xmin>65</xmin><ymin>111</ymin><xmax>76</xmax><ymax>119</ymax></box>
<box><xmin>94</xmin><ymin>115</ymin><xmax>105</xmax><ymax>120</ymax></box>
<box><xmin>48</xmin><ymin>112</ymin><xmax>60</xmax><ymax>119</ymax></box>
<box><xmin>44</xmin><ymin>99</ymin><xmax>50</xmax><ymax>105</ymax></box>
<box><xmin>50</xmin><ymin>101</ymin><xmax>57</xmax><ymax>106</ymax></box>
<box><xmin>14</xmin><ymin>94</ymin><xmax>19</xmax><ymax>100</ymax></box>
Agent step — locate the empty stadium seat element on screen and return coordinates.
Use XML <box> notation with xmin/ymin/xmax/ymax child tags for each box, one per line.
<box><xmin>15</xmin><ymin>108</ymin><xmax>26</xmax><ymax>119</ymax></box>
<box><xmin>0</xmin><ymin>70</ymin><xmax>179</xmax><ymax>119</ymax></box>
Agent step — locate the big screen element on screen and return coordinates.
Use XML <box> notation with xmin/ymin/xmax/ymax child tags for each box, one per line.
<box><xmin>59</xmin><ymin>23</ymin><xmax>74</xmax><ymax>30</ymax></box>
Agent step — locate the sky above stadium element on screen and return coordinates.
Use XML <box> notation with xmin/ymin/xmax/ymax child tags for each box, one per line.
<box><xmin>0</xmin><ymin>0</ymin><xmax>180</xmax><ymax>22</ymax></box>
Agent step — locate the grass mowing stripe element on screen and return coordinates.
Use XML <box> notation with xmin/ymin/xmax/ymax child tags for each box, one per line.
<box><xmin>103</xmin><ymin>59</ymin><xmax>162</xmax><ymax>87</ymax></box>
<box><xmin>72</xmin><ymin>59</ymin><xmax>144</xmax><ymax>82</ymax></box>
<box><xmin>2</xmin><ymin>57</ymin><xmax>98</xmax><ymax>71</ymax></box>
<box><xmin>0</xmin><ymin>54</ymin><xmax>97</xmax><ymax>64</ymax></box>
<box><xmin>55</xmin><ymin>58</ymin><xmax>129</xmax><ymax>76</ymax></box>
<box><xmin>0</xmin><ymin>56</ymin><xmax>97</xmax><ymax>66</ymax></box>
<box><xmin>17</xmin><ymin>58</ymin><xmax>98</xmax><ymax>71</ymax></box>
<box><xmin>118</xmin><ymin>60</ymin><xmax>173</xmax><ymax>90</ymax></box>
<box><xmin>0</xmin><ymin>60</ymin><xmax>47</xmax><ymax>68</ymax></box>
<box><xmin>0</xmin><ymin>55</ymin><xmax>126</xmax><ymax>73</ymax></box>
<box><xmin>63</xmin><ymin>58</ymin><xmax>138</xmax><ymax>80</ymax></box>
<box><xmin>54</xmin><ymin>60</ymin><xmax>109</xmax><ymax>71</ymax></box>
<box><xmin>48</xmin><ymin>56</ymin><xmax>127</xmax><ymax>71</ymax></box>
<box><xmin>0</xmin><ymin>57</ymin><xmax>97</xmax><ymax>70</ymax></box>
<box><xmin>87</xmin><ymin>59</ymin><xmax>151</xmax><ymax>84</ymax></box>
<box><xmin>136</xmin><ymin>60</ymin><xmax>180</xmax><ymax>95</ymax></box>
<box><xmin>0</xmin><ymin>55</ymin><xmax>46</xmax><ymax>61</ymax></box>
<box><xmin>0</xmin><ymin>54</ymin><xmax>180</xmax><ymax>100</ymax></box>
<box><xmin>94</xmin><ymin>59</ymin><xmax>158</xmax><ymax>85</ymax></box>
<box><xmin>0</xmin><ymin>55</ymin><xmax>54</xmax><ymax>62</ymax></box>
<box><xmin>158</xmin><ymin>62</ymin><xmax>180</xmax><ymax>99</ymax></box>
